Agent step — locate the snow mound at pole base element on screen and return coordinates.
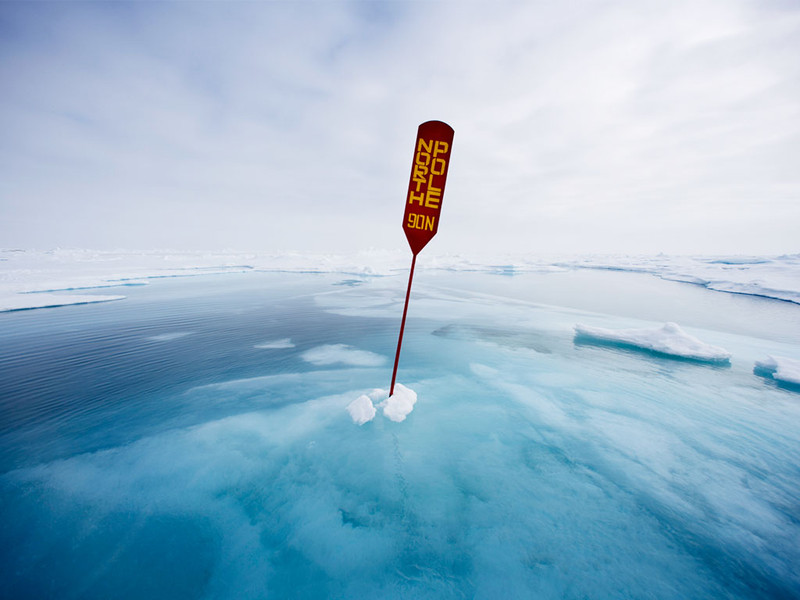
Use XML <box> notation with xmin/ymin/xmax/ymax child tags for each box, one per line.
<box><xmin>346</xmin><ymin>384</ymin><xmax>418</xmax><ymax>425</ymax></box>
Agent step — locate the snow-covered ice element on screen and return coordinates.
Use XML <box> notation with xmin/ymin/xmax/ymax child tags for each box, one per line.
<box><xmin>755</xmin><ymin>355</ymin><xmax>800</xmax><ymax>386</ymax></box>
<box><xmin>575</xmin><ymin>322</ymin><xmax>732</xmax><ymax>362</ymax></box>
<box><xmin>559</xmin><ymin>254</ymin><xmax>800</xmax><ymax>305</ymax></box>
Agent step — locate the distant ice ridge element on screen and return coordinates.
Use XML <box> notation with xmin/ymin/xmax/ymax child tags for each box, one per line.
<box><xmin>559</xmin><ymin>254</ymin><xmax>800</xmax><ymax>305</ymax></box>
<box><xmin>755</xmin><ymin>356</ymin><xmax>800</xmax><ymax>386</ymax></box>
<box><xmin>347</xmin><ymin>384</ymin><xmax>418</xmax><ymax>424</ymax></box>
<box><xmin>1</xmin><ymin>248</ymin><xmax>798</xmax><ymax>311</ymax></box>
<box><xmin>575</xmin><ymin>322</ymin><xmax>732</xmax><ymax>363</ymax></box>
<box><xmin>0</xmin><ymin>248</ymin><xmax>406</xmax><ymax>311</ymax></box>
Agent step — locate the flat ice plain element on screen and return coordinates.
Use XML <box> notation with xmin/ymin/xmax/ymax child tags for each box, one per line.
<box><xmin>1</xmin><ymin>250</ymin><xmax>799</xmax><ymax>599</ymax></box>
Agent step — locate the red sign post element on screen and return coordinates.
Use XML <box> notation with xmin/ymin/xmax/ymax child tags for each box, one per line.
<box><xmin>390</xmin><ymin>120</ymin><xmax>454</xmax><ymax>396</ymax></box>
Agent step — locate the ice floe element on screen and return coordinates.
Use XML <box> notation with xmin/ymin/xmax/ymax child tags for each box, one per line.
<box><xmin>575</xmin><ymin>322</ymin><xmax>732</xmax><ymax>362</ymax></box>
<box><xmin>301</xmin><ymin>344</ymin><xmax>386</xmax><ymax>367</ymax></box>
<box><xmin>254</xmin><ymin>338</ymin><xmax>295</xmax><ymax>349</ymax></box>
<box><xmin>755</xmin><ymin>355</ymin><xmax>800</xmax><ymax>386</ymax></box>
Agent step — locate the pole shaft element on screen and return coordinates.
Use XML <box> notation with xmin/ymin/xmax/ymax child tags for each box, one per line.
<box><xmin>390</xmin><ymin>253</ymin><xmax>417</xmax><ymax>396</ymax></box>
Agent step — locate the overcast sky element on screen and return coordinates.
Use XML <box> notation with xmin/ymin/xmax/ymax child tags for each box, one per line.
<box><xmin>1</xmin><ymin>0</ymin><xmax>798</xmax><ymax>256</ymax></box>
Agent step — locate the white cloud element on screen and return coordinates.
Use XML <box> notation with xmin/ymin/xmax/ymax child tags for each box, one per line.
<box><xmin>1</xmin><ymin>0</ymin><xmax>798</xmax><ymax>255</ymax></box>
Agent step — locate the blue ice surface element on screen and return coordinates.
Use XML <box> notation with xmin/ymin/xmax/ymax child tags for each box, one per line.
<box><xmin>1</xmin><ymin>270</ymin><xmax>799</xmax><ymax>599</ymax></box>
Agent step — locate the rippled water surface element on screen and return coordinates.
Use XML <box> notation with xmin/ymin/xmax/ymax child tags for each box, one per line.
<box><xmin>1</xmin><ymin>270</ymin><xmax>799</xmax><ymax>599</ymax></box>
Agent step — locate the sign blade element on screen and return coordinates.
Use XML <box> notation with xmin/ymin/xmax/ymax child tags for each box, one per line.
<box><xmin>402</xmin><ymin>120</ymin><xmax>454</xmax><ymax>255</ymax></box>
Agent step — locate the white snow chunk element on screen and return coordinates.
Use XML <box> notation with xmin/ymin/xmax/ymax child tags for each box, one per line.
<box><xmin>346</xmin><ymin>384</ymin><xmax>418</xmax><ymax>424</ymax></box>
<box><xmin>301</xmin><ymin>344</ymin><xmax>386</xmax><ymax>367</ymax></box>
<box><xmin>755</xmin><ymin>355</ymin><xmax>800</xmax><ymax>386</ymax></box>
<box><xmin>347</xmin><ymin>395</ymin><xmax>377</xmax><ymax>425</ymax></box>
<box><xmin>254</xmin><ymin>338</ymin><xmax>295</xmax><ymax>349</ymax></box>
<box><xmin>379</xmin><ymin>384</ymin><xmax>418</xmax><ymax>422</ymax></box>
<box><xmin>575</xmin><ymin>322</ymin><xmax>732</xmax><ymax>362</ymax></box>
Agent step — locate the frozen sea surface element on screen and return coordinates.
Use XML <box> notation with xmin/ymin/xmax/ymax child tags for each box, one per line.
<box><xmin>1</xmin><ymin>270</ymin><xmax>799</xmax><ymax>599</ymax></box>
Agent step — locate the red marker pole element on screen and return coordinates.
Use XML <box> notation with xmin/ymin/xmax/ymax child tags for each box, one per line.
<box><xmin>390</xmin><ymin>121</ymin><xmax>454</xmax><ymax>396</ymax></box>
<box><xmin>389</xmin><ymin>253</ymin><xmax>416</xmax><ymax>396</ymax></box>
